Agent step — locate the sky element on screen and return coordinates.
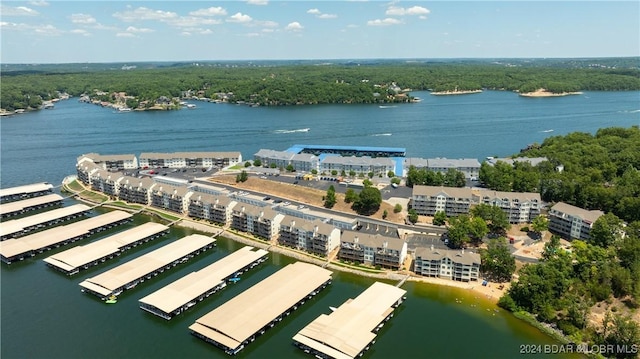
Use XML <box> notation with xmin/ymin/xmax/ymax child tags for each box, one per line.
<box><xmin>1</xmin><ymin>1</ymin><xmax>639</xmax><ymax>63</ymax></box>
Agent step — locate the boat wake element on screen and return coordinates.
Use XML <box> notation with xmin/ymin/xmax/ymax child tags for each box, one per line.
<box><xmin>371</xmin><ymin>133</ymin><xmax>392</xmax><ymax>137</ymax></box>
<box><xmin>541</xmin><ymin>129</ymin><xmax>554</xmax><ymax>133</ymax></box>
<box><xmin>618</xmin><ymin>109</ymin><xmax>640</xmax><ymax>113</ymax></box>
<box><xmin>274</xmin><ymin>128</ymin><xmax>310</xmax><ymax>134</ymax></box>
<box><xmin>378</xmin><ymin>105</ymin><xmax>397</xmax><ymax>109</ymax></box>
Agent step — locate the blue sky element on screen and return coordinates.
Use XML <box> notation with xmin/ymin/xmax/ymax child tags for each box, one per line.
<box><xmin>1</xmin><ymin>1</ymin><xmax>638</xmax><ymax>63</ymax></box>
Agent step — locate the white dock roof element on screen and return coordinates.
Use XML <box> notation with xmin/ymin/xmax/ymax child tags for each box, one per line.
<box><xmin>0</xmin><ymin>194</ymin><xmax>64</xmax><ymax>216</ymax></box>
<box><xmin>139</xmin><ymin>246</ymin><xmax>268</xmax><ymax>313</ymax></box>
<box><xmin>293</xmin><ymin>281</ymin><xmax>406</xmax><ymax>359</ymax></box>
<box><xmin>0</xmin><ymin>182</ymin><xmax>53</xmax><ymax>198</ymax></box>
<box><xmin>79</xmin><ymin>234</ymin><xmax>215</xmax><ymax>295</ymax></box>
<box><xmin>0</xmin><ymin>211</ymin><xmax>132</xmax><ymax>259</ymax></box>
<box><xmin>43</xmin><ymin>222</ymin><xmax>168</xmax><ymax>272</ymax></box>
<box><xmin>0</xmin><ymin>204</ymin><xmax>91</xmax><ymax>238</ymax></box>
<box><xmin>189</xmin><ymin>262</ymin><xmax>332</xmax><ymax>351</ymax></box>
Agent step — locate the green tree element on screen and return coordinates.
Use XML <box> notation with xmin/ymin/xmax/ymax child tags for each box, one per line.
<box><xmin>270</xmin><ymin>163</ymin><xmax>277</xmax><ymax>169</ymax></box>
<box><xmin>253</xmin><ymin>158</ymin><xmax>262</xmax><ymax>167</ymax></box>
<box><xmin>235</xmin><ymin>170</ymin><xmax>248</xmax><ymax>183</ymax></box>
<box><xmin>286</xmin><ymin>164</ymin><xmax>295</xmax><ymax>172</ymax></box>
<box><xmin>601</xmin><ymin>313</ymin><xmax>640</xmax><ymax>359</ymax></box>
<box><xmin>471</xmin><ymin>203</ymin><xmax>511</xmax><ymax>234</ymax></box>
<box><xmin>393</xmin><ymin>203</ymin><xmax>402</xmax><ymax>213</ymax></box>
<box><xmin>407</xmin><ymin>209</ymin><xmax>419</xmax><ymax>224</ymax></box>
<box><xmin>310</xmin><ymin>169</ymin><xmax>318</xmax><ymax>175</ymax></box>
<box><xmin>530</xmin><ymin>215</ymin><xmax>549</xmax><ymax>239</ymax></box>
<box><xmin>324</xmin><ymin>185</ymin><xmax>337</xmax><ymax>208</ymax></box>
<box><xmin>433</xmin><ymin>211</ymin><xmax>447</xmax><ymax>226</ymax></box>
<box><xmin>244</xmin><ymin>161</ymin><xmax>251</xmax><ymax>167</ymax></box>
<box><xmin>344</xmin><ymin>188</ymin><xmax>358</xmax><ymax>203</ymax></box>
<box><xmin>352</xmin><ymin>186</ymin><xmax>382</xmax><ymax>215</ymax></box>
<box><xmin>387</xmin><ymin>170</ymin><xmax>395</xmax><ymax>178</ymax></box>
<box><xmin>382</xmin><ymin>209</ymin><xmax>388</xmax><ymax>219</ymax></box>
<box><xmin>590</xmin><ymin>213</ymin><xmax>623</xmax><ymax>247</ymax></box>
<box><xmin>481</xmin><ymin>237</ymin><xmax>516</xmax><ymax>282</ymax></box>
<box><xmin>331</xmin><ymin>170</ymin><xmax>338</xmax><ymax>176</ymax></box>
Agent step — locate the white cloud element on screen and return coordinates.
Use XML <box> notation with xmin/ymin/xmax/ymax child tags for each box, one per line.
<box><xmin>0</xmin><ymin>21</ymin><xmax>62</xmax><ymax>35</ymax></box>
<box><xmin>257</xmin><ymin>20</ymin><xmax>278</xmax><ymax>28</ymax></box>
<box><xmin>386</xmin><ymin>5</ymin><xmax>430</xmax><ymax>16</ymax></box>
<box><xmin>307</xmin><ymin>8</ymin><xmax>321</xmax><ymax>15</ymax></box>
<box><xmin>367</xmin><ymin>18</ymin><xmax>402</xmax><ymax>26</ymax></box>
<box><xmin>227</xmin><ymin>12</ymin><xmax>252</xmax><ymax>23</ymax></box>
<box><xmin>70</xmin><ymin>13</ymin><xmax>96</xmax><ymax>25</ymax></box>
<box><xmin>318</xmin><ymin>13</ymin><xmax>337</xmax><ymax>19</ymax></box>
<box><xmin>116</xmin><ymin>32</ymin><xmax>136</xmax><ymax>37</ymax></box>
<box><xmin>125</xmin><ymin>26</ymin><xmax>154</xmax><ymax>33</ymax></box>
<box><xmin>262</xmin><ymin>28</ymin><xmax>274</xmax><ymax>33</ymax></box>
<box><xmin>1</xmin><ymin>5</ymin><xmax>39</xmax><ymax>16</ymax></box>
<box><xmin>181</xmin><ymin>31</ymin><xmax>191</xmax><ymax>36</ymax></box>
<box><xmin>168</xmin><ymin>16</ymin><xmax>221</xmax><ymax>28</ymax></box>
<box><xmin>200</xmin><ymin>29</ymin><xmax>213</xmax><ymax>35</ymax></box>
<box><xmin>247</xmin><ymin>0</ymin><xmax>268</xmax><ymax>5</ymax></box>
<box><xmin>113</xmin><ymin>7</ymin><xmax>177</xmax><ymax>22</ymax></box>
<box><xmin>70</xmin><ymin>29</ymin><xmax>90</xmax><ymax>36</ymax></box>
<box><xmin>285</xmin><ymin>21</ymin><xmax>303</xmax><ymax>31</ymax></box>
<box><xmin>29</xmin><ymin>1</ymin><xmax>49</xmax><ymax>6</ymax></box>
<box><xmin>189</xmin><ymin>7</ymin><xmax>227</xmax><ymax>17</ymax></box>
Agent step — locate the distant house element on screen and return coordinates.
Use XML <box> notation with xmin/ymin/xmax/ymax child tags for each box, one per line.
<box><xmin>414</xmin><ymin>246</ymin><xmax>481</xmax><ymax>282</ymax></box>
<box><xmin>548</xmin><ymin>202</ymin><xmax>604</xmax><ymax>240</ymax></box>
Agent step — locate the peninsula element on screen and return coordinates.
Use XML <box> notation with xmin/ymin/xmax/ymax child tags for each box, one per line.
<box><xmin>518</xmin><ymin>88</ymin><xmax>583</xmax><ymax>97</ymax></box>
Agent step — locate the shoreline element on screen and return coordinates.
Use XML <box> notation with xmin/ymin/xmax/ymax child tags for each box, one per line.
<box><xmin>430</xmin><ymin>89</ymin><xmax>483</xmax><ymax>96</ymax></box>
<box><xmin>519</xmin><ymin>89</ymin><xmax>583</xmax><ymax>97</ymax></box>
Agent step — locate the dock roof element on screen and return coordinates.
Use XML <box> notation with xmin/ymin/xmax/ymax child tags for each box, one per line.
<box><xmin>43</xmin><ymin>222</ymin><xmax>168</xmax><ymax>273</ymax></box>
<box><xmin>189</xmin><ymin>262</ymin><xmax>332</xmax><ymax>351</ymax></box>
<box><xmin>293</xmin><ymin>282</ymin><xmax>406</xmax><ymax>359</ymax></box>
<box><xmin>0</xmin><ymin>204</ymin><xmax>91</xmax><ymax>238</ymax></box>
<box><xmin>1</xmin><ymin>210</ymin><xmax>132</xmax><ymax>259</ymax></box>
<box><xmin>0</xmin><ymin>182</ymin><xmax>53</xmax><ymax>199</ymax></box>
<box><xmin>0</xmin><ymin>194</ymin><xmax>64</xmax><ymax>216</ymax></box>
<box><xmin>79</xmin><ymin>234</ymin><xmax>215</xmax><ymax>296</ymax></box>
<box><xmin>139</xmin><ymin>246</ymin><xmax>268</xmax><ymax>314</ymax></box>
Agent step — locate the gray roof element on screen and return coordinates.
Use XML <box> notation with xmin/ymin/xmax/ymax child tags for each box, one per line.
<box><xmin>415</xmin><ymin>246</ymin><xmax>480</xmax><ymax>265</ymax></box>
<box><xmin>140</xmin><ymin>152</ymin><xmax>241</xmax><ymax>160</ymax></box>
<box><xmin>322</xmin><ymin>156</ymin><xmax>394</xmax><ymax>166</ymax></box>
<box><xmin>427</xmin><ymin>158</ymin><xmax>481</xmax><ymax>168</ymax></box>
<box><xmin>480</xmin><ymin>190</ymin><xmax>541</xmax><ymax>203</ymax></box>
<box><xmin>412</xmin><ymin>185</ymin><xmax>474</xmax><ymax>199</ymax></box>
<box><xmin>254</xmin><ymin>149</ymin><xmax>294</xmax><ymax>161</ymax></box>
<box><xmin>78</xmin><ymin>153</ymin><xmax>137</xmax><ymax>162</ymax></box>
<box><xmin>341</xmin><ymin>230</ymin><xmax>405</xmax><ymax>251</ymax></box>
<box><xmin>291</xmin><ymin>153</ymin><xmax>317</xmax><ymax>162</ymax></box>
<box><xmin>280</xmin><ymin>216</ymin><xmax>336</xmax><ymax>236</ymax></box>
<box><xmin>404</xmin><ymin>158</ymin><xmax>430</xmax><ymax>167</ymax></box>
<box><xmin>550</xmin><ymin>202</ymin><xmax>604</xmax><ymax>223</ymax></box>
<box><xmin>118</xmin><ymin>175</ymin><xmax>155</xmax><ymax>189</ymax></box>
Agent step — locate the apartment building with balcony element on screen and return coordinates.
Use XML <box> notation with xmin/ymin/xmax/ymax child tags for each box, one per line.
<box><xmin>139</xmin><ymin>151</ymin><xmax>242</xmax><ymax>169</ymax></box>
<box><xmin>278</xmin><ymin>216</ymin><xmax>341</xmax><ymax>257</ymax></box>
<box><xmin>403</xmin><ymin>157</ymin><xmax>481</xmax><ymax>179</ymax></box>
<box><xmin>77</xmin><ymin>153</ymin><xmax>138</xmax><ymax>172</ymax></box>
<box><xmin>410</xmin><ymin>186</ymin><xmax>476</xmax><ymax>216</ymax></box>
<box><xmin>231</xmin><ymin>203</ymin><xmax>284</xmax><ymax>240</ymax></box>
<box><xmin>548</xmin><ymin>202</ymin><xmax>604</xmax><ymax>241</ymax></box>
<box><xmin>320</xmin><ymin>156</ymin><xmax>395</xmax><ymax>177</ymax></box>
<box><xmin>339</xmin><ymin>231</ymin><xmax>407</xmax><ymax>270</ymax></box>
<box><xmin>116</xmin><ymin>175</ymin><xmax>156</xmax><ymax>205</ymax></box>
<box><xmin>414</xmin><ymin>246</ymin><xmax>481</xmax><ymax>282</ymax></box>
<box><xmin>89</xmin><ymin>169</ymin><xmax>122</xmax><ymax>197</ymax></box>
<box><xmin>150</xmin><ymin>184</ymin><xmax>193</xmax><ymax>214</ymax></box>
<box><xmin>480</xmin><ymin>190</ymin><xmax>541</xmax><ymax>224</ymax></box>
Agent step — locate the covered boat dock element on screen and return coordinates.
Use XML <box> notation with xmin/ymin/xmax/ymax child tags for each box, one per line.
<box><xmin>43</xmin><ymin>222</ymin><xmax>169</xmax><ymax>275</ymax></box>
<box><xmin>0</xmin><ymin>210</ymin><xmax>132</xmax><ymax>264</ymax></box>
<box><xmin>292</xmin><ymin>281</ymin><xmax>406</xmax><ymax>359</ymax></box>
<box><xmin>0</xmin><ymin>194</ymin><xmax>64</xmax><ymax>218</ymax></box>
<box><xmin>139</xmin><ymin>246</ymin><xmax>268</xmax><ymax>320</ymax></box>
<box><xmin>0</xmin><ymin>182</ymin><xmax>53</xmax><ymax>203</ymax></box>
<box><xmin>189</xmin><ymin>262</ymin><xmax>332</xmax><ymax>355</ymax></box>
<box><xmin>0</xmin><ymin>204</ymin><xmax>91</xmax><ymax>240</ymax></box>
<box><xmin>79</xmin><ymin>234</ymin><xmax>216</xmax><ymax>300</ymax></box>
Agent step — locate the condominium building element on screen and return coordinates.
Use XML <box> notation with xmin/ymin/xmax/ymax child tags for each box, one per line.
<box><xmin>253</xmin><ymin>149</ymin><xmax>294</xmax><ymax>169</ymax></box>
<box><xmin>414</xmin><ymin>246</ymin><xmax>481</xmax><ymax>282</ymax></box>
<box><xmin>77</xmin><ymin>153</ymin><xmax>138</xmax><ymax>171</ymax></box>
<box><xmin>89</xmin><ymin>170</ymin><xmax>122</xmax><ymax>197</ymax></box>
<box><xmin>339</xmin><ymin>231</ymin><xmax>407</xmax><ymax>270</ymax></box>
<box><xmin>150</xmin><ymin>184</ymin><xmax>193</xmax><ymax>214</ymax></box>
<box><xmin>139</xmin><ymin>152</ymin><xmax>242</xmax><ymax>169</ymax></box>
<box><xmin>188</xmin><ymin>193</ymin><xmax>237</xmax><ymax>225</ymax></box>
<box><xmin>320</xmin><ymin>156</ymin><xmax>395</xmax><ymax>177</ymax></box>
<box><xmin>548</xmin><ymin>202</ymin><xmax>604</xmax><ymax>241</ymax></box>
<box><xmin>278</xmin><ymin>216</ymin><xmax>341</xmax><ymax>257</ymax></box>
<box><xmin>411</xmin><ymin>186</ymin><xmax>475</xmax><ymax>216</ymax></box>
<box><xmin>231</xmin><ymin>203</ymin><xmax>284</xmax><ymax>241</ymax></box>
<box><xmin>404</xmin><ymin>157</ymin><xmax>481</xmax><ymax>179</ymax></box>
<box><xmin>117</xmin><ymin>175</ymin><xmax>156</xmax><ymax>205</ymax></box>
<box><xmin>480</xmin><ymin>190</ymin><xmax>541</xmax><ymax>223</ymax></box>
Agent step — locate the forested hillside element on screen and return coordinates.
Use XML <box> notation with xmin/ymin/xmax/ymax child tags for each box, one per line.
<box><xmin>2</xmin><ymin>59</ymin><xmax>639</xmax><ymax>111</ymax></box>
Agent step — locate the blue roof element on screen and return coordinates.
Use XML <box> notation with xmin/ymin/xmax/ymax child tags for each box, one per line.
<box><xmin>285</xmin><ymin>144</ymin><xmax>406</xmax><ymax>154</ymax></box>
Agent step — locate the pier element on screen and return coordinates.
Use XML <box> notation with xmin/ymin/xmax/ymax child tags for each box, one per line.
<box><xmin>79</xmin><ymin>234</ymin><xmax>216</xmax><ymax>300</ymax></box>
<box><xmin>189</xmin><ymin>262</ymin><xmax>332</xmax><ymax>355</ymax></box>
<box><xmin>139</xmin><ymin>246</ymin><xmax>268</xmax><ymax>320</ymax></box>
<box><xmin>293</xmin><ymin>281</ymin><xmax>407</xmax><ymax>359</ymax></box>
<box><xmin>0</xmin><ymin>182</ymin><xmax>54</xmax><ymax>203</ymax></box>
<box><xmin>0</xmin><ymin>194</ymin><xmax>64</xmax><ymax>219</ymax></box>
<box><xmin>43</xmin><ymin>222</ymin><xmax>169</xmax><ymax>275</ymax></box>
<box><xmin>0</xmin><ymin>210</ymin><xmax>132</xmax><ymax>264</ymax></box>
<box><xmin>0</xmin><ymin>204</ymin><xmax>91</xmax><ymax>240</ymax></box>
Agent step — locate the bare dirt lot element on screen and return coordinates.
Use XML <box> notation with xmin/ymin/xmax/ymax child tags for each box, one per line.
<box><xmin>208</xmin><ymin>175</ymin><xmax>406</xmax><ymax>223</ymax></box>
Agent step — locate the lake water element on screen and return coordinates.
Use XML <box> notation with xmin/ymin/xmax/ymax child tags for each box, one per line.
<box><xmin>1</xmin><ymin>90</ymin><xmax>638</xmax><ymax>359</ymax></box>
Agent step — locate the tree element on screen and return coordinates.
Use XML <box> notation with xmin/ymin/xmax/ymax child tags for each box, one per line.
<box><xmin>344</xmin><ymin>188</ymin><xmax>357</xmax><ymax>203</ymax></box>
<box><xmin>363</xmin><ymin>178</ymin><xmax>373</xmax><ymax>187</ymax></box>
<box><xmin>481</xmin><ymin>238</ymin><xmax>516</xmax><ymax>282</ymax></box>
<box><xmin>387</xmin><ymin>170</ymin><xmax>395</xmax><ymax>178</ymax></box>
<box><xmin>382</xmin><ymin>209</ymin><xmax>388</xmax><ymax>219</ymax></box>
<box><xmin>530</xmin><ymin>215</ymin><xmax>549</xmax><ymax>239</ymax></box>
<box><xmin>447</xmin><ymin>215</ymin><xmax>473</xmax><ymax>248</ymax></box>
<box><xmin>253</xmin><ymin>158</ymin><xmax>262</xmax><ymax>167</ymax></box>
<box><xmin>244</xmin><ymin>161</ymin><xmax>251</xmax><ymax>167</ymax></box>
<box><xmin>310</xmin><ymin>169</ymin><xmax>318</xmax><ymax>175</ymax></box>
<box><xmin>324</xmin><ymin>185</ymin><xmax>337</xmax><ymax>208</ymax></box>
<box><xmin>367</xmin><ymin>171</ymin><xmax>374</xmax><ymax>178</ymax></box>
<box><xmin>601</xmin><ymin>313</ymin><xmax>640</xmax><ymax>359</ymax></box>
<box><xmin>471</xmin><ymin>203</ymin><xmax>511</xmax><ymax>234</ymax></box>
<box><xmin>270</xmin><ymin>163</ymin><xmax>277</xmax><ymax>169</ymax></box>
<box><xmin>433</xmin><ymin>211</ymin><xmax>447</xmax><ymax>226</ymax></box>
<box><xmin>235</xmin><ymin>170</ymin><xmax>248</xmax><ymax>183</ymax></box>
<box><xmin>407</xmin><ymin>209</ymin><xmax>419</xmax><ymax>224</ymax></box>
<box><xmin>286</xmin><ymin>164</ymin><xmax>295</xmax><ymax>172</ymax></box>
<box><xmin>393</xmin><ymin>203</ymin><xmax>402</xmax><ymax>213</ymax></box>
<box><xmin>331</xmin><ymin>170</ymin><xmax>338</xmax><ymax>176</ymax></box>
<box><xmin>590</xmin><ymin>213</ymin><xmax>623</xmax><ymax>247</ymax></box>
<box><xmin>352</xmin><ymin>186</ymin><xmax>382</xmax><ymax>215</ymax></box>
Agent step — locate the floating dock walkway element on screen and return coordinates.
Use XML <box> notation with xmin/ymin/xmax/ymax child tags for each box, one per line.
<box><xmin>0</xmin><ymin>210</ymin><xmax>132</xmax><ymax>264</ymax></box>
<box><xmin>0</xmin><ymin>204</ymin><xmax>91</xmax><ymax>240</ymax></box>
<box><xmin>139</xmin><ymin>246</ymin><xmax>268</xmax><ymax>320</ymax></box>
<box><xmin>43</xmin><ymin>222</ymin><xmax>169</xmax><ymax>275</ymax></box>
<box><xmin>79</xmin><ymin>234</ymin><xmax>216</xmax><ymax>300</ymax></box>
<box><xmin>0</xmin><ymin>182</ymin><xmax>54</xmax><ymax>203</ymax></box>
<box><xmin>0</xmin><ymin>194</ymin><xmax>64</xmax><ymax>219</ymax></box>
<box><xmin>189</xmin><ymin>262</ymin><xmax>332</xmax><ymax>355</ymax></box>
<box><xmin>293</xmin><ymin>281</ymin><xmax>407</xmax><ymax>359</ymax></box>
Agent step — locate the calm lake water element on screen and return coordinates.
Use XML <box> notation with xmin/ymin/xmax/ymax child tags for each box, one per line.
<box><xmin>1</xmin><ymin>90</ymin><xmax>638</xmax><ymax>359</ymax></box>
